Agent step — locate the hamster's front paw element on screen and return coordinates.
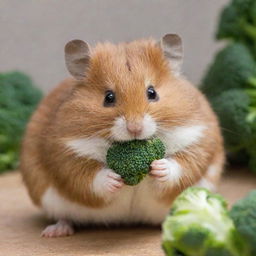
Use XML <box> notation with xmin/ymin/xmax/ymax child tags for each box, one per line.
<box><xmin>93</xmin><ymin>168</ymin><xmax>124</xmax><ymax>196</ymax></box>
<box><xmin>150</xmin><ymin>158</ymin><xmax>182</xmax><ymax>183</ymax></box>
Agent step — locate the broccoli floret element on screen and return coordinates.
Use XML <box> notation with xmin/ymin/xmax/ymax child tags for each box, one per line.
<box><xmin>200</xmin><ymin>42</ymin><xmax>256</xmax><ymax>171</ymax></box>
<box><xmin>201</xmin><ymin>44</ymin><xmax>256</xmax><ymax>98</ymax></box>
<box><xmin>230</xmin><ymin>190</ymin><xmax>256</xmax><ymax>255</ymax></box>
<box><xmin>0</xmin><ymin>71</ymin><xmax>42</xmax><ymax>172</ymax></box>
<box><xmin>106</xmin><ymin>137</ymin><xmax>165</xmax><ymax>185</ymax></box>
<box><xmin>216</xmin><ymin>0</ymin><xmax>256</xmax><ymax>49</ymax></box>
<box><xmin>201</xmin><ymin>0</ymin><xmax>256</xmax><ymax>172</ymax></box>
<box><xmin>216</xmin><ymin>4</ymin><xmax>243</xmax><ymax>41</ymax></box>
<box><xmin>206</xmin><ymin>88</ymin><xmax>256</xmax><ymax>171</ymax></box>
<box><xmin>210</xmin><ymin>89</ymin><xmax>252</xmax><ymax>151</ymax></box>
<box><xmin>162</xmin><ymin>188</ymin><xmax>247</xmax><ymax>256</ymax></box>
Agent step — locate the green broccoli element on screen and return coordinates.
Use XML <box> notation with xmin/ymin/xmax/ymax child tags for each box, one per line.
<box><xmin>216</xmin><ymin>0</ymin><xmax>256</xmax><ymax>54</ymax></box>
<box><xmin>230</xmin><ymin>190</ymin><xmax>256</xmax><ymax>255</ymax></box>
<box><xmin>162</xmin><ymin>188</ymin><xmax>247</xmax><ymax>256</ymax></box>
<box><xmin>201</xmin><ymin>44</ymin><xmax>256</xmax><ymax>98</ymax></box>
<box><xmin>201</xmin><ymin>2</ymin><xmax>256</xmax><ymax>172</ymax></box>
<box><xmin>216</xmin><ymin>3</ymin><xmax>243</xmax><ymax>41</ymax></box>
<box><xmin>201</xmin><ymin>44</ymin><xmax>256</xmax><ymax>159</ymax></box>
<box><xmin>106</xmin><ymin>137</ymin><xmax>165</xmax><ymax>185</ymax></box>
<box><xmin>0</xmin><ymin>71</ymin><xmax>42</xmax><ymax>173</ymax></box>
<box><xmin>210</xmin><ymin>89</ymin><xmax>252</xmax><ymax>151</ymax></box>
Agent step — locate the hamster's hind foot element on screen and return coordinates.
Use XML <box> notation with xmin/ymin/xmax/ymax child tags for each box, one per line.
<box><xmin>41</xmin><ymin>219</ymin><xmax>74</xmax><ymax>238</ymax></box>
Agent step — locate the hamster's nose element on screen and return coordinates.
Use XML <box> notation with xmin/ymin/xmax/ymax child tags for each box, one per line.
<box><xmin>126</xmin><ymin>121</ymin><xmax>143</xmax><ymax>137</ymax></box>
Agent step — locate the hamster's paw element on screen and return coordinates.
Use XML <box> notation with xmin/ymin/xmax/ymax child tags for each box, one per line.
<box><xmin>41</xmin><ymin>219</ymin><xmax>74</xmax><ymax>238</ymax></box>
<box><xmin>93</xmin><ymin>168</ymin><xmax>124</xmax><ymax>195</ymax></box>
<box><xmin>150</xmin><ymin>158</ymin><xmax>182</xmax><ymax>183</ymax></box>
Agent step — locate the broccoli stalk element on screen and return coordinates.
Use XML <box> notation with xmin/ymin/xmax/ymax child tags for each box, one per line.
<box><xmin>106</xmin><ymin>137</ymin><xmax>165</xmax><ymax>185</ymax></box>
<box><xmin>162</xmin><ymin>188</ymin><xmax>248</xmax><ymax>256</ymax></box>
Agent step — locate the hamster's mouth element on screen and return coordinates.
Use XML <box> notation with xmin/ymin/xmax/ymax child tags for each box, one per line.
<box><xmin>110</xmin><ymin>115</ymin><xmax>157</xmax><ymax>142</ymax></box>
<box><xmin>111</xmin><ymin>132</ymin><xmax>158</xmax><ymax>143</ymax></box>
<box><xmin>112</xmin><ymin>135</ymin><xmax>155</xmax><ymax>143</ymax></box>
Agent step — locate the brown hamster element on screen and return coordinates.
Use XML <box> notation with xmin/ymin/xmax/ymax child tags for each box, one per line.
<box><xmin>20</xmin><ymin>34</ymin><xmax>225</xmax><ymax>237</ymax></box>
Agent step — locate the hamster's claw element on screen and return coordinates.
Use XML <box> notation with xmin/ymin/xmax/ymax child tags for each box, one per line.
<box><xmin>107</xmin><ymin>171</ymin><xmax>123</xmax><ymax>181</ymax></box>
<box><xmin>150</xmin><ymin>159</ymin><xmax>171</xmax><ymax>182</ymax></box>
<box><xmin>93</xmin><ymin>168</ymin><xmax>124</xmax><ymax>195</ymax></box>
<box><xmin>106</xmin><ymin>172</ymin><xmax>124</xmax><ymax>192</ymax></box>
<box><xmin>41</xmin><ymin>219</ymin><xmax>74</xmax><ymax>238</ymax></box>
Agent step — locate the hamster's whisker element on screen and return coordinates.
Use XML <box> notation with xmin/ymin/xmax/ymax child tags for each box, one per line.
<box><xmin>219</xmin><ymin>126</ymin><xmax>242</xmax><ymax>136</ymax></box>
<box><xmin>154</xmin><ymin>118</ymin><xmax>188</xmax><ymax>124</ymax></box>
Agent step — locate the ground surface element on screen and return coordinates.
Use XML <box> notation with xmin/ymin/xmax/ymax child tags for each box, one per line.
<box><xmin>0</xmin><ymin>168</ymin><xmax>255</xmax><ymax>256</ymax></box>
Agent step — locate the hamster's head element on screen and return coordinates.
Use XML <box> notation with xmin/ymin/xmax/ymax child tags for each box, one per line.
<box><xmin>62</xmin><ymin>34</ymin><xmax>197</xmax><ymax>142</ymax></box>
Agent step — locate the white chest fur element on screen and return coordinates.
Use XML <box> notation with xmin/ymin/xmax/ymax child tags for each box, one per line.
<box><xmin>41</xmin><ymin>177</ymin><xmax>169</xmax><ymax>225</ymax></box>
<box><xmin>48</xmin><ymin>124</ymin><xmax>207</xmax><ymax>224</ymax></box>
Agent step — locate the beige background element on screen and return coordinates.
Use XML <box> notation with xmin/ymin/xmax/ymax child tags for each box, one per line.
<box><xmin>0</xmin><ymin>0</ymin><xmax>228</xmax><ymax>92</ymax></box>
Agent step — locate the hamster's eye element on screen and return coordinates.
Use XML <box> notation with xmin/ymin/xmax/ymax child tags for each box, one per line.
<box><xmin>147</xmin><ymin>85</ymin><xmax>159</xmax><ymax>102</ymax></box>
<box><xmin>104</xmin><ymin>90</ymin><xmax>116</xmax><ymax>107</ymax></box>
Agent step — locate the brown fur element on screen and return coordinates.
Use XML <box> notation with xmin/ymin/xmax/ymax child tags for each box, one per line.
<box><xmin>20</xmin><ymin>39</ymin><xmax>224</xmax><ymax>208</ymax></box>
<box><xmin>156</xmin><ymin>88</ymin><xmax>225</xmax><ymax>205</ymax></box>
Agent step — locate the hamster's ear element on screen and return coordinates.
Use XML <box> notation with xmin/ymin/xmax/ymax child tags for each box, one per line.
<box><xmin>65</xmin><ymin>40</ymin><xmax>90</xmax><ymax>80</ymax></box>
<box><xmin>160</xmin><ymin>34</ymin><xmax>183</xmax><ymax>76</ymax></box>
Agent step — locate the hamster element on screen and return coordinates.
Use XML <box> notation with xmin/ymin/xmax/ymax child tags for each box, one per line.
<box><xmin>20</xmin><ymin>34</ymin><xmax>225</xmax><ymax>237</ymax></box>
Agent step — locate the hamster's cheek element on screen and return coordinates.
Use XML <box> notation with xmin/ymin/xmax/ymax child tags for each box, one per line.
<box><xmin>157</xmin><ymin>124</ymin><xmax>206</xmax><ymax>155</ymax></box>
<box><xmin>65</xmin><ymin>137</ymin><xmax>110</xmax><ymax>162</ymax></box>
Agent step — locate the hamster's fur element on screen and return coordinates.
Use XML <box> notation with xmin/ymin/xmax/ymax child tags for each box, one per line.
<box><xmin>20</xmin><ymin>35</ymin><xmax>224</xmax><ymax>237</ymax></box>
